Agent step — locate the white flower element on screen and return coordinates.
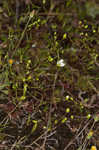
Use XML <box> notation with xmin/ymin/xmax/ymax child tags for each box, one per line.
<box><xmin>57</xmin><ymin>59</ymin><xmax>65</xmax><ymax>67</ymax></box>
<box><xmin>32</xmin><ymin>43</ymin><xmax>36</xmax><ymax>48</ymax></box>
<box><xmin>65</xmin><ymin>95</ymin><xmax>70</xmax><ymax>100</ymax></box>
<box><xmin>30</xmin><ymin>10</ymin><xmax>35</xmax><ymax>18</ymax></box>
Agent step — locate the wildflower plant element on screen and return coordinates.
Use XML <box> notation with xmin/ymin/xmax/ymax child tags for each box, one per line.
<box><xmin>0</xmin><ymin>0</ymin><xmax>99</xmax><ymax>150</ymax></box>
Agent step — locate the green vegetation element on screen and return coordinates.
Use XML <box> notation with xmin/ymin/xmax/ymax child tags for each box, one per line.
<box><xmin>0</xmin><ymin>0</ymin><xmax>99</xmax><ymax>149</ymax></box>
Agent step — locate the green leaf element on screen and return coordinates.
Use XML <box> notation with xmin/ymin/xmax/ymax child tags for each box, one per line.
<box><xmin>2</xmin><ymin>90</ymin><xmax>8</xmax><ymax>95</ymax></box>
<box><xmin>94</xmin><ymin>114</ymin><xmax>99</xmax><ymax>122</ymax></box>
<box><xmin>77</xmin><ymin>146</ymin><xmax>82</xmax><ymax>150</ymax></box>
<box><xmin>85</xmin><ymin>2</ymin><xmax>99</xmax><ymax>18</ymax></box>
<box><xmin>31</xmin><ymin>120</ymin><xmax>38</xmax><ymax>133</ymax></box>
